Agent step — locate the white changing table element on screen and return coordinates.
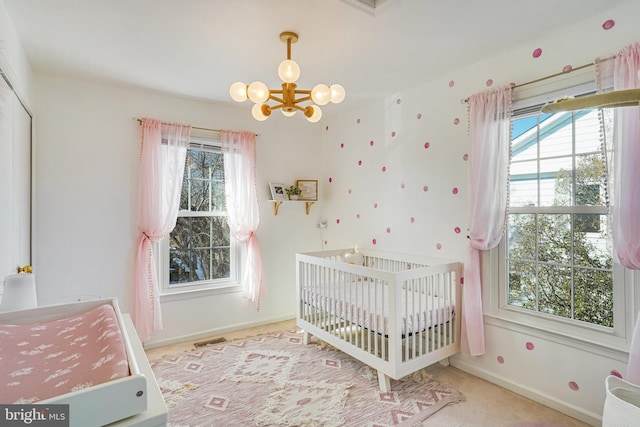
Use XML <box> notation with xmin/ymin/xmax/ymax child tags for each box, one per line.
<box><xmin>107</xmin><ymin>314</ymin><xmax>168</xmax><ymax>427</ymax></box>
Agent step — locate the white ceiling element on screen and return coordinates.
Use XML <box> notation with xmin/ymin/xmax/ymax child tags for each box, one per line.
<box><xmin>3</xmin><ymin>0</ymin><xmax>631</xmax><ymax>116</ymax></box>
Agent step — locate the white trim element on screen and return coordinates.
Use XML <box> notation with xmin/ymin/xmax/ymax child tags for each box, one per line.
<box><xmin>143</xmin><ymin>314</ymin><xmax>296</xmax><ymax>350</ymax></box>
<box><xmin>450</xmin><ymin>356</ymin><xmax>602</xmax><ymax>426</ymax></box>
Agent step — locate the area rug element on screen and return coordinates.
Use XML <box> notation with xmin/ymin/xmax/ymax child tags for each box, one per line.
<box><xmin>149</xmin><ymin>330</ymin><xmax>464</xmax><ymax>426</ymax></box>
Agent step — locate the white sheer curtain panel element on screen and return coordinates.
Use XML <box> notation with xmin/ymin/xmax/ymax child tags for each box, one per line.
<box><xmin>463</xmin><ymin>85</ymin><xmax>513</xmax><ymax>356</ymax></box>
<box><xmin>133</xmin><ymin>118</ymin><xmax>190</xmax><ymax>343</ymax></box>
<box><xmin>221</xmin><ymin>130</ymin><xmax>263</xmax><ymax>309</ymax></box>
<box><xmin>597</xmin><ymin>42</ymin><xmax>640</xmax><ymax>383</ymax></box>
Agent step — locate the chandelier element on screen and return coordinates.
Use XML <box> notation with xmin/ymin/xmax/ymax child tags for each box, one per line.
<box><xmin>229</xmin><ymin>31</ymin><xmax>346</xmax><ymax>122</ymax></box>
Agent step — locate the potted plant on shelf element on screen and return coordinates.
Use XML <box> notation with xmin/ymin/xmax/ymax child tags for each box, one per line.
<box><xmin>285</xmin><ymin>185</ymin><xmax>302</xmax><ymax>200</ymax></box>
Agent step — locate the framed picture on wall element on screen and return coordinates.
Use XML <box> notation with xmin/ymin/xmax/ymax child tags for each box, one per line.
<box><xmin>297</xmin><ymin>179</ymin><xmax>318</xmax><ymax>201</ymax></box>
<box><xmin>269</xmin><ymin>182</ymin><xmax>288</xmax><ymax>201</ymax></box>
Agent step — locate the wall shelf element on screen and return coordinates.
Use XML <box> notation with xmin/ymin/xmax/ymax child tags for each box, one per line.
<box><xmin>270</xmin><ymin>200</ymin><xmax>316</xmax><ymax>215</ymax></box>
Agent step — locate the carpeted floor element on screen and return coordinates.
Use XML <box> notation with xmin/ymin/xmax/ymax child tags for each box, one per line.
<box><xmin>149</xmin><ymin>329</ymin><xmax>463</xmax><ymax>426</ymax></box>
<box><xmin>146</xmin><ymin>320</ymin><xmax>590</xmax><ymax>427</ymax></box>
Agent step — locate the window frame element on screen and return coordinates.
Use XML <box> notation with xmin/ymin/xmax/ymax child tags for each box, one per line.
<box><xmin>485</xmin><ymin>75</ymin><xmax>637</xmax><ymax>355</ymax></box>
<box><xmin>157</xmin><ymin>136</ymin><xmax>243</xmax><ymax>298</ymax></box>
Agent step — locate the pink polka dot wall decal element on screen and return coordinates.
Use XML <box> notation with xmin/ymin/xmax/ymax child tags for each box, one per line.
<box><xmin>325</xmin><ymin>125</ymin><xmax>329</xmax><ymax>131</ymax></box>
<box><xmin>423</xmin><ymin>185</ymin><xmax>429</xmax><ymax>192</ymax></box>
<box><xmin>400</xmin><ymin>183</ymin><xmax>405</xmax><ymax>189</ymax></box>
<box><xmin>386</xmin><ymin>227</ymin><xmax>391</xmax><ymax>234</ymax></box>
<box><xmin>391</xmin><ymin>131</ymin><xmax>396</xmax><ymax>137</ymax></box>
<box><xmin>381</xmin><ymin>166</ymin><xmax>387</xmax><ymax>172</ymax></box>
<box><xmin>532</xmin><ymin>48</ymin><xmax>542</xmax><ymax>58</ymax></box>
<box><xmin>526</xmin><ymin>342</ymin><xmax>535</xmax><ymax>350</ymax></box>
<box><xmin>370</xmin><ymin>140</ymin><xmax>375</xmax><ymax>146</ymax></box>
<box><xmin>486</xmin><ymin>79</ymin><xmax>493</xmax><ymax>87</ymax></box>
<box><xmin>328</xmin><ymin>177</ymin><xmax>333</xmax><ymax>183</ymax></box>
<box><xmin>455</xmin><ymin>227</ymin><xmax>461</xmax><ymax>234</ymax></box>
<box><xmin>424</xmin><ymin>142</ymin><xmax>430</xmax><ymax>149</ymax></box>
<box><xmin>340</xmin><ymin>143</ymin><xmax>344</xmax><ymax>148</ymax></box>
<box><xmin>336</xmin><ymin>219</ymin><xmax>341</xmax><ymax>224</ymax></box>
<box><xmin>611</xmin><ymin>370</ymin><xmax>622</xmax><ymax>379</ymax></box>
<box><xmin>602</xmin><ymin>19</ymin><xmax>615</xmax><ymax>30</ymax></box>
<box><xmin>497</xmin><ymin>355</ymin><xmax>505</xmax><ymax>364</ymax></box>
<box><xmin>372</xmin><ymin>238</ymin><xmax>377</xmax><ymax>245</ymax></box>
<box><xmin>568</xmin><ymin>381</ymin><xmax>579</xmax><ymax>391</ymax></box>
<box><xmin>460</xmin><ymin>277</ymin><xmax>464</xmax><ymax>284</ymax></box>
<box><xmin>373</xmin><ymin>203</ymin><xmax>378</xmax><ymax>209</ymax></box>
<box><xmin>449</xmin><ymin>80</ymin><xmax>455</xmax><ymax>88</ymax></box>
<box><xmin>410</xmin><ymin>217</ymin><xmax>415</xmax><ymax>223</ymax></box>
<box><xmin>453</xmin><ymin>118</ymin><xmax>460</xmax><ymax>125</ymax></box>
<box><xmin>452</xmin><ymin>187</ymin><xmax>459</xmax><ymax>195</ymax></box>
<box><xmin>356</xmin><ymin>214</ymin><xmax>361</xmax><ymax>219</ymax></box>
<box><xmin>436</xmin><ymin>243</ymin><xmax>442</xmax><ymax>250</ymax></box>
<box><xmin>357</xmin><ymin>118</ymin><xmax>361</xmax><ymax>124</ymax></box>
<box><xmin>417</xmin><ymin>113</ymin><xmax>422</xmax><ymax>119</ymax></box>
<box><xmin>358</xmin><ymin>160</ymin><xmax>363</xmax><ymax>166</ymax></box>
<box><xmin>348</xmin><ymin>188</ymin><xmax>352</xmax><ymax>194</ymax></box>
<box><xmin>396</xmin><ymin>98</ymin><xmax>401</xmax><ymax>105</ymax></box>
<box><xmin>562</xmin><ymin>65</ymin><xmax>573</xmax><ymax>73</ymax></box>
<box><xmin>463</xmin><ymin>153</ymin><xmax>469</xmax><ymax>161</ymax></box>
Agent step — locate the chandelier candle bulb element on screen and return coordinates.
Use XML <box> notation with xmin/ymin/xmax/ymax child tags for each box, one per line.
<box><xmin>230</xmin><ymin>31</ymin><xmax>344</xmax><ymax>122</ymax></box>
<box><xmin>330</xmin><ymin>84</ymin><xmax>346</xmax><ymax>103</ymax></box>
<box><xmin>247</xmin><ymin>81</ymin><xmax>269</xmax><ymax>103</ymax></box>
<box><xmin>278</xmin><ymin>59</ymin><xmax>300</xmax><ymax>83</ymax></box>
<box><xmin>311</xmin><ymin>84</ymin><xmax>331</xmax><ymax>105</ymax></box>
<box><xmin>229</xmin><ymin>81</ymin><xmax>248</xmax><ymax>102</ymax></box>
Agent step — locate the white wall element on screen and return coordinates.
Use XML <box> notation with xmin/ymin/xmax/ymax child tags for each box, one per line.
<box><xmin>319</xmin><ymin>2</ymin><xmax>640</xmax><ymax>424</ymax></box>
<box><xmin>32</xmin><ymin>73</ymin><xmax>324</xmax><ymax>346</ymax></box>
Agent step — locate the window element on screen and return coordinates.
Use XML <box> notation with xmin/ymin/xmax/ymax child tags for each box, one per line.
<box><xmin>507</xmin><ymin>108</ymin><xmax>613</xmax><ymax>327</ymax></box>
<box><xmin>492</xmin><ymin>80</ymin><xmax>629</xmax><ymax>344</ymax></box>
<box><xmin>159</xmin><ymin>138</ymin><xmax>241</xmax><ymax>294</ymax></box>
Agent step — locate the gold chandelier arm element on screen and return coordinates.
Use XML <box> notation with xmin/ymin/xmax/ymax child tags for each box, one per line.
<box><xmin>293</xmin><ymin>95</ymin><xmax>312</xmax><ymax>104</ymax></box>
<box><xmin>269</xmin><ymin>94</ymin><xmax>285</xmax><ymax>104</ymax></box>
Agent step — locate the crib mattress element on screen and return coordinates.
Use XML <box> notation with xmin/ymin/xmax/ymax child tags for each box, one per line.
<box><xmin>301</xmin><ymin>279</ymin><xmax>454</xmax><ymax>337</ymax></box>
<box><xmin>0</xmin><ymin>303</ymin><xmax>130</xmax><ymax>404</ymax></box>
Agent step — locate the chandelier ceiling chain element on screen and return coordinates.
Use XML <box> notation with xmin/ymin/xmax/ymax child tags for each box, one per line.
<box><xmin>229</xmin><ymin>31</ymin><xmax>345</xmax><ymax>122</ymax></box>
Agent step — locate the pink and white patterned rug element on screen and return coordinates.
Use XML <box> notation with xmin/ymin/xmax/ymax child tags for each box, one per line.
<box><xmin>149</xmin><ymin>330</ymin><xmax>464</xmax><ymax>426</ymax></box>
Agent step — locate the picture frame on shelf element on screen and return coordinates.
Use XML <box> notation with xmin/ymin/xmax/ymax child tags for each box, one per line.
<box><xmin>297</xmin><ymin>179</ymin><xmax>318</xmax><ymax>201</ymax></box>
<box><xmin>269</xmin><ymin>182</ymin><xmax>288</xmax><ymax>201</ymax></box>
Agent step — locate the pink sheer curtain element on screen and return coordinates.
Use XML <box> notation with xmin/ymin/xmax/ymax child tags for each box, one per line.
<box><xmin>133</xmin><ymin>119</ymin><xmax>190</xmax><ymax>342</ymax></box>
<box><xmin>220</xmin><ymin>130</ymin><xmax>263</xmax><ymax>308</ymax></box>
<box><xmin>597</xmin><ymin>43</ymin><xmax>640</xmax><ymax>383</ymax></box>
<box><xmin>463</xmin><ymin>85</ymin><xmax>513</xmax><ymax>356</ymax></box>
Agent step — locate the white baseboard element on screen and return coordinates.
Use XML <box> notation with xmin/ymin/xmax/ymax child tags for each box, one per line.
<box><xmin>143</xmin><ymin>314</ymin><xmax>296</xmax><ymax>350</ymax></box>
<box><xmin>450</xmin><ymin>356</ymin><xmax>602</xmax><ymax>427</ymax></box>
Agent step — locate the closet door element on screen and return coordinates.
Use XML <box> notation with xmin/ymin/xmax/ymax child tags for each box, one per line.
<box><xmin>0</xmin><ymin>75</ymin><xmax>32</xmax><ymax>277</ymax></box>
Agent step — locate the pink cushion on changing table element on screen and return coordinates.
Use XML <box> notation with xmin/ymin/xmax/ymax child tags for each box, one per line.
<box><xmin>0</xmin><ymin>304</ymin><xmax>130</xmax><ymax>403</ymax></box>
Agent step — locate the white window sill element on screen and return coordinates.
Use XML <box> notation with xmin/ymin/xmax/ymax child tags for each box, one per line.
<box><xmin>483</xmin><ymin>310</ymin><xmax>630</xmax><ymax>363</ymax></box>
<box><xmin>160</xmin><ymin>283</ymin><xmax>242</xmax><ymax>303</ymax></box>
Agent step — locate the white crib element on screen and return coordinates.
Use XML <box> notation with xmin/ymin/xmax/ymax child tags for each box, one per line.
<box><xmin>296</xmin><ymin>249</ymin><xmax>462</xmax><ymax>392</ymax></box>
